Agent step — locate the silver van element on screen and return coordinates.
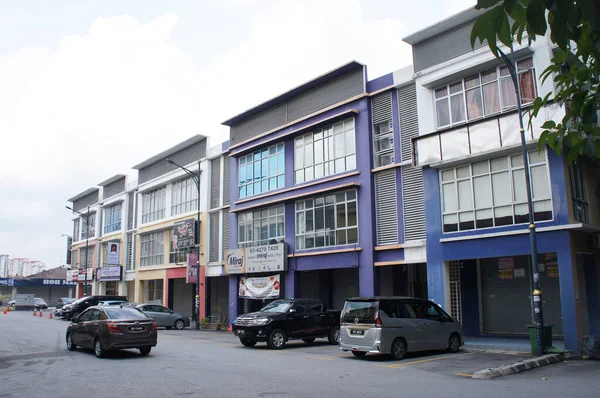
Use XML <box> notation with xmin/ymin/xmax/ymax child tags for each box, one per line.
<box><xmin>339</xmin><ymin>297</ymin><xmax>463</xmax><ymax>360</ymax></box>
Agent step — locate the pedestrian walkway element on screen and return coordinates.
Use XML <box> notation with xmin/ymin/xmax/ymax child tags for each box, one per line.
<box><xmin>464</xmin><ymin>336</ymin><xmax>565</xmax><ymax>353</ymax></box>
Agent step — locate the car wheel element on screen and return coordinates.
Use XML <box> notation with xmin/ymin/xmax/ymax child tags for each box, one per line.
<box><xmin>390</xmin><ymin>338</ymin><xmax>406</xmax><ymax>360</ymax></box>
<box><xmin>94</xmin><ymin>339</ymin><xmax>106</xmax><ymax>358</ymax></box>
<box><xmin>139</xmin><ymin>347</ymin><xmax>151</xmax><ymax>356</ymax></box>
<box><xmin>174</xmin><ymin>319</ymin><xmax>185</xmax><ymax>330</ymax></box>
<box><xmin>10</xmin><ymin>303</ymin><xmax>15</xmax><ymax>308</ymax></box>
<box><xmin>266</xmin><ymin>329</ymin><xmax>286</xmax><ymax>349</ymax></box>
<box><xmin>328</xmin><ymin>326</ymin><xmax>340</xmax><ymax>345</ymax></box>
<box><xmin>239</xmin><ymin>338</ymin><xmax>257</xmax><ymax>347</ymax></box>
<box><xmin>302</xmin><ymin>338</ymin><xmax>316</xmax><ymax>344</ymax></box>
<box><xmin>66</xmin><ymin>333</ymin><xmax>77</xmax><ymax>351</ymax></box>
<box><xmin>448</xmin><ymin>333</ymin><xmax>461</xmax><ymax>353</ymax></box>
<box><xmin>352</xmin><ymin>351</ymin><xmax>367</xmax><ymax>358</ymax></box>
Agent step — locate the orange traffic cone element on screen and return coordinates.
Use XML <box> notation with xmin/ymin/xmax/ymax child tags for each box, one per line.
<box><xmin>227</xmin><ymin>325</ymin><xmax>232</xmax><ymax>332</ymax></box>
<box><xmin>33</xmin><ymin>309</ymin><xmax>37</xmax><ymax>316</ymax></box>
<box><xmin>39</xmin><ymin>310</ymin><xmax>43</xmax><ymax>318</ymax></box>
<box><xmin>49</xmin><ymin>312</ymin><xmax>53</xmax><ymax>319</ymax></box>
<box><xmin>3</xmin><ymin>309</ymin><xmax>6</xmax><ymax>315</ymax></box>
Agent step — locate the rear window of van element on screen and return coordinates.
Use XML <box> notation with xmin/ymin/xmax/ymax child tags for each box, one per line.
<box><xmin>342</xmin><ymin>301</ymin><xmax>378</xmax><ymax>324</ymax></box>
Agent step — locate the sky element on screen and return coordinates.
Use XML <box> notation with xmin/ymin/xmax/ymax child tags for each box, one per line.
<box><xmin>0</xmin><ymin>0</ymin><xmax>475</xmax><ymax>269</ymax></box>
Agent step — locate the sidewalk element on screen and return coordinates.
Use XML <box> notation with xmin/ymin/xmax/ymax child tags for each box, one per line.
<box><xmin>464</xmin><ymin>336</ymin><xmax>565</xmax><ymax>353</ymax></box>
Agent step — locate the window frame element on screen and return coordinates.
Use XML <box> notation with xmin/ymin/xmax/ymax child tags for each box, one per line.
<box><xmin>434</xmin><ymin>57</ymin><xmax>537</xmax><ymax>130</ymax></box>
<box><xmin>141</xmin><ymin>187</ymin><xmax>166</xmax><ymax>224</ymax></box>
<box><xmin>103</xmin><ymin>203</ymin><xmax>122</xmax><ymax>234</ymax></box>
<box><xmin>238</xmin><ymin>143</ymin><xmax>285</xmax><ymax>199</ymax></box>
<box><xmin>373</xmin><ymin>120</ymin><xmax>395</xmax><ymax>168</ymax></box>
<box><xmin>238</xmin><ymin>205</ymin><xmax>285</xmax><ymax>248</ymax></box>
<box><xmin>140</xmin><ymin>232</ymin><xmax>165</xmax><ymax>267</ymax></box>
<box><xmin>81</xmin><ymin>213</ymin><xmax>96</xmax><ymax>240</ymax></box>
<box><xmin>171</xmin><ymin>176</ymin><xmax>198</xmax><ymax>216</ymax></box>
<box><xmin>294</xmin><ymin>118</ymin><xmax>356</xmax><ymax>184</ymax></box>
<box><xmin>295</xmin><ymin>189</ymin><xmax>358</xmax><ymax>250</ymax></box>
<box><xmin>439</xmin><ymin>149</ymin><xmax>553</xmax><ymax>233</ymax></box>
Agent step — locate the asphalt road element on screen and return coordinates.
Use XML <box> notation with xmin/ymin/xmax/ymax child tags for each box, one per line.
<box><xmin>1</xmin><ymin>311</ymin><xmax>600</xmax><ymax>398</ymax></box>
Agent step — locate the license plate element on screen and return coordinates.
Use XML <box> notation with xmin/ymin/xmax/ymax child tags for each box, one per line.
<box><xmin>129</xmin><ymin>326</ymin><xmax>145</xmax><ymax>332</ymax></box>
<box><xmin>235</xmin><ymin>330</ymin><xmax>244</xmax><ymax>335</ymax></box>
<box><xmin>350</xmin><ymin>329</ymin><xmax>364</xmax><ymax>335</ymax></box>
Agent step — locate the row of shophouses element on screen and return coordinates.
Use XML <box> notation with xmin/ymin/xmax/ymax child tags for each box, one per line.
<box><xmin>66</xmin><ymin>8</ymin><xmax>600</xmax><ymax>352</ymax></box>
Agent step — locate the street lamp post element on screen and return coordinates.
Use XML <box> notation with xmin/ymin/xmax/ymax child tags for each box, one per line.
<box><xmin>167</xmin><ymin>159</ymin><xmax>202</xmax><ymax>330</ymax></box>
<box><xmin>498</xmin><ymin>44</ymin><xmax>545</xmax><ymax>356</ymax></box>
<box><xmin>65</xmin><ymin>205</ymin><xmax>91</xmax><ymax>296</ymax></box>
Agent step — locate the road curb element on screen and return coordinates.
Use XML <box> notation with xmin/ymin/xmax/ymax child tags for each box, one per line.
<box><xmin>472</xmin><ymin>353</ymin><xmax>566</xmax><ymax>379</ymax></box>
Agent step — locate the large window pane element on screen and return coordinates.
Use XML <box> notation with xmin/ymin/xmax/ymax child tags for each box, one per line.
<box><xmin>457</xmin><ymin>180</ymin><xmax>473</xmax><ymax>210</ymax></box>
<box><xmin>442</xmin><ymin>183</ymin><xmax>457</xmax><ymax>212</ymax></box>
<box><xmin>491</xmin><ymin>172</ymin><xmax>511</xmax><ymax>206</ymax></box>
<box><xmin>531</xmin><ymin>165</ymin><xmax>550</xmax><ymax>199</ymax></box>
<box><xmin>240</xmin><ymin>143</ymin><xmax>284</xmax><ymax>198</ymax></box>
<box><xmin>466</xmin><ymin>89</ymin><xmax>483</xmax><ymax>120</ymax></box>
<box><xmin>450</xmin><ymin>94</ymin><xmax>466</xmax><ymax>123</ymax></box>
<box><xmin>436</xmin><ymin>98</ymin><xmax>450</xmax><ymax>127</ymax></box>
<box><xmin>473</xmin><ymin>175</ymin><xmax>492</xmax><ymax>208</ymax></box>
<box><xmin>239</xmin><ymin>205</ymin><xmax>285</xmax><ymax>247</ymax></box>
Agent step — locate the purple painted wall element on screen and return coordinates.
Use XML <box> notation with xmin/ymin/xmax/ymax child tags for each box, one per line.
<box><xmin>367</xmin><ymin>73</ymin><xmax>393</xmax><ymax>93</ymax></box>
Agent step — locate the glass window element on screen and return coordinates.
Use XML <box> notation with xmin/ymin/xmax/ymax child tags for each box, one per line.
<box><xmin>103</xmin><ymin>203</ymin><xmax>122</xmax><ymax>234</ymax></box>
<box><xmin>171</xmin><ymin>177</ymin><xmax>198</xmax><ymax>216</ymax></box>
<box><xmin>238</xmin><ymin>205</ymin><xmax>284</xmax><ymax>248</ymax></box>
<box><xmin>73</xmin><ymin>219</ymin><xmax>80</xmax><ymax>242</ymax></box>
<box><xmin>141</xmin><ymin>187</ymin><xmax>166</xmax><ymax>224</ymax></box>
<box><xmin>440</xmin><ymin>149</ymin><xmax>552</xmax><ymax>232</ymax></box>
<box><xmin>373</xmin><ymin>117</ymin><xmax>394</xmax><ymax>168</ymax></box>
<box><xmin>239</xmin><ymin>143</ymin><xmax>284</xmax><ymax>199</ymax></box>
<box><xmin>569</xmin><ymin>162</ymin><xmax>589</xmax><ymax>223</ymax></box>
<box><xmin>434</xmin><ymin>57</ymin><xmax>536</xmax><ymax>129</ymax></box>
<box><xmin>81</xmin><ymin>213</ymin><xmax>96</xmax><ymax>240</ymax></box>
<box><xmin>295</xmin><ymin>118</ymin><xmax>356</xmax><ymax>183</ymax></box>
<box><xmin>295</xmin><ymin>189</ymin><xmax>358</xmax><ymax>250</ymax></box>
<box><xmin>140</xmin><ymin>232</ymin><xmax>164</xmax><ymax>266</ymax></box>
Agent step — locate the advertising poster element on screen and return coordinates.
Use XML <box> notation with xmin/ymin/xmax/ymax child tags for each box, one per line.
<box><xmin>107</xmin><ymin>242</ymin><xmax>120</xmax><ymax>265</ymax></box>
<box><xmin>96</xmin><ymin>266</ymin><xmax>122</xmax><ymax>282</ymax></box>
<box><xmin>225</xmin><ymin>243</ymin><xmax>287</xmax><ymax>275</ymax></box>
<box><xmin>173</xmin><ymin>219</ymin><xmax>196</xmax><ymax>250</ymax></box>
<box><xmin>239</xmin><ymin>275</ymin><xmax>281</xmax><ymax>299</ymax></box>
<box><xmin>187</xmin><ymin>253</ymin><xmax>198</xmax><ymax>284</ymax></box>
<box><xmin>498</xmin><ymin>269</ymin><xmax>513</xmax><ymax>280</ymax></box>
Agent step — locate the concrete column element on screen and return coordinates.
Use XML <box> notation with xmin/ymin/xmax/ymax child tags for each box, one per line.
<box><xmin>12</xmin><ymin>286</ymin><xmax>17</xmax><ymax>300</ymax></box>
<box><xmin>228</xmin><ymin>275</ymin><xmax>238</xmax><ymax>325</ymax></box>
<box><xmin>584</xmin><ymin>254</ymin><xmax>600</xmax><ymax>336</ymax></box>
<box><xmin>423</xmin><ymin>167</ymin><xmax>446</xmax><ymax>305</ymax></box>
<box><xmin>134</xmin><ymin>280</ymin><xmax>143</xmax><ymax>303</ymax></box>
<box><xmin>556</xmin><ymin>234</ymin><xmax>581</xmax><ymax>353</ymax></box>
<box><xmin>118</xmin><ymin>281</ymin><xmax>128</xmax><ymax>297</ymax></box>
<box><xmin>285</xmin><ymin>270</ymin><xmax>297</xmax><ymax>299</ymax></box>
<box><xmin>199</xmin><ymin>266</ymin><xmax>206</xmax><ymax>319</ymax></box>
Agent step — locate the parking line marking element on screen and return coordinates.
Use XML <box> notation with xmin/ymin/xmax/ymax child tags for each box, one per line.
<box><xmin>456</xmin><ymin>373</ymin><xmax>473</xmax><ymax>377</ymax></box>
<box><xmin>307</xmin><ymin>355</ymin><xmax>334</xmax><ymax>360</ymax></box>
<box><xmin>375</xmin><ymin>352</ymin><xmax>475</xmax><ymax>369</ymax></box>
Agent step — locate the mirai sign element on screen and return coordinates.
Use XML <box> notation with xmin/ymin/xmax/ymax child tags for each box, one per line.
<box><xmin>224</xmin><ymin>243</ymin><xmax>287</xmax><ymax>275</ymax></box>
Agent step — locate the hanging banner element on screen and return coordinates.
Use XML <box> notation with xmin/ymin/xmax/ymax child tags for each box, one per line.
<box><xmin>239</xmin><ymin>274</ymin><xmax>281</xmax><ymax>299</ymax></box>
<box><xmin>498</xmin><ymin>269</ymin><xmax>513</xmax><ymax>280</ymax></box>
<box><xmin>107</xmin><ymin>242</ymin><xmax>120</xmax><ymax>265</ymax></box>
<box><xmin>187</xmin><ymin>253</ymin><xmax>198</xmax><ymax>284</ymax></box>
<box><xmin>498</xmin><ymin>257</ymin><xmax>514</xmax><ymax>269</ymax></box>
<box><xmin>96</xmin><ymin>266</ymin><xmax>122</xmax><ymax>282</ymax></box>
<box><xmin>172</xmin><ymin>219</ymin><xmax>196</xmax><ymax>250</ymax></box>
<box><xmin>224</xmin><ymin>243</ymin><xmax>287</xmax><ymax>275</ymax></box>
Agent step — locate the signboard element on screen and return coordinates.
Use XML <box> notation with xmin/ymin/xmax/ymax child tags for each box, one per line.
<box><xmin>107</xmin><ymin>242</ymin><xmax>120</xmax><ymax>265</ymax></box>
<box><xmin>66</xmin><ymin>270</ymin><xmax>76</xmax><ymax>282</ymax></box>
<box><xmin>11</xmin><ymin>278</ymin><xmax>76</xmax><ymax>287</ymax></box>
<box><xmin>498</xmin><ymin>269</ymin><xmax>513</xmax><ymax>280</ymax></box>
<box><xmin>225</xmin><ymin>243</ymin><xmax>287</xmax><ymax>275</ymax></box>
<box><xmin>96</xmin><ymin>266</ymin><xmax>122</xmax><ymax>282</ymax></box>
<box><xmin>514</xmin><ymin>268</ymin><xmax>526</xmax><ymax>278</ymax></box>
<box><xmin>15</xmin><ymin>294</ymin><xmax>34</xmax><ymax>307</ymax></box>
<box><xmin>0</xmin><ymin>278</ymin><xmax>14</xmax><ymax>286</ymax></box>
<box><xmin>547</xmin><ymin>266</ymin><xmax>559</xmax><ymax>278</ymax></box>
<box><xmin>71</xmin><ymin>268</ymin><xmax>94</xmax><ymax>283</ymax></box>
<box><xmin>498</xmin><ymin>257</ymin><xmax>514</xmax><ymax>269</ymax></box>
<box><xmin>187</xmin><ymin>253</ymin><xmax>198</xmax><ymax>284</ymax></box>
<box><xmin>239</xmin><ymin>274</ymin><xmax>281</xmax><ymax>299</ymax></box>
<box><xmin>172</xmin><ymin>219</ymin><xmax>196</xmax><ymax>250</ymax></box>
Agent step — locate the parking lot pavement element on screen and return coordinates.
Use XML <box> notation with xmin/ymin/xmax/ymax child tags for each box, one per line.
<box><xmin>161</xmin><ymin>328</ymin><xmax>531</xmax><ymax>378</ymax></box>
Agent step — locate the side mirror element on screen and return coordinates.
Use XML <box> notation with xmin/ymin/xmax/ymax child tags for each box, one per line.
<box><xmin>71</xmin><ymin>315</ymin><xmax>79</xmax><ymax>323</ymax></box>
<box><xmin>289</xmin><ymin>308</ymin><xmax>296</xmax><ymax>313</ymax></box>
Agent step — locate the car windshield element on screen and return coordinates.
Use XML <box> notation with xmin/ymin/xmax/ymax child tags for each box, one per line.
<box><xmin>260</xmin><ymin>301</ymin><xmax>292</xmax><ymax>313</ymax></box>
<box><xmin>105</xmin><ymin>308</ymin><xmax>148</xmax><ymax>320</ymax></box>
<box><xmin>341</xmin><ymin>301</ymin><xmax>378</xmax><ymax>323</ymax></box>
<box><xmin>34</xmin><ymin>298</ymin><xmax>44</xmax><ymax>302</ymax></box>
<box><xmin>62</xmin><ymin>298</ymin><xmax>76</xmax><ymax>303</ymax></box>
<box><xmin>69</xmin><ymin>297</ymin><xmax>87</xmax><ymax>306</ymax></box>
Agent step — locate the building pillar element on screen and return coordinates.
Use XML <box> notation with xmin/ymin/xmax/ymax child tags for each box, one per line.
<box><xmin>285</xmin><ymin>270</ymin><xmax>297</xmax><ymax>299</ymax></box>
<box><xmin>199</xmin><ymin>266</ymin><xmax>207</xmax><ymax>319</ymax></box>
<box><xmin>228</xmin><ymin>275</ymin><xmax>238</xmax><ymax>325</ymax></box>
<box><xmin>134</xmin><ymin>279</ymin><xmax>143</xmax><ymax>304</ymax></box>
<box><xmin>118</xmin><ymin>281</ymin><xmax>128</xmax><ymax>297</ymax></box>
<box><xmin>556</xmin><ymin>234</ymin><xmax>581</xmax><ymax>353</ymax></box>
<box><xmin>584</xmin><ymin>254</ymin><xmax>600</xmax><ymax>336</ymax></box>
<box><xmin>11</xmin><ymin>286</ymin><xmax>17</xmax><ymax>300</ymax></box>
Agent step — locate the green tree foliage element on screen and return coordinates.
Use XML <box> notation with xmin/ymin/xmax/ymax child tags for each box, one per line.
<box><xmin>470</xmin><ymin>0</ymin><xmax>600</xmax><ymax>162</ymax></box>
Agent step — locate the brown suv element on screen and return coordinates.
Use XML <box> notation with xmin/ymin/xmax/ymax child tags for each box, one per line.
<box><xmin>66</xmin><ymin>306</ymin><xmax>158</xmax><ymax>358</ymax></box>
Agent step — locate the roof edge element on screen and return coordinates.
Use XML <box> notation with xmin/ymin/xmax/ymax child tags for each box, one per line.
<box><xmin>403</xmin><ymin>7</ymin><xmax>481</xmax><ymax>45</ymax></box>
<box><xmin>68</xmin><ymin>187</ymin><xmax>99</xmax><ymax>203</ymax></box>
<box><xmin>132</xmin><ymin>134</ymin><xmax>207</xmax><ymax>170</ymax></box>
<box><xmin>98</xmin><ymin>174</ymin><xmax>126</xmax><ymax>187</ymax></box>
<box><xmin>222</xmin><ymin>60</ymin><xmax>365</xmax><ymax>127</ymax></box>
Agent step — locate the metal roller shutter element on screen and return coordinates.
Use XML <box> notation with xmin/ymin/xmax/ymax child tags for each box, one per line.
<box><xmin>576</xmin><ymin>254</ymin><xmax>591</xmax><ymax>337</ymax></box>
<box><xmin>481</xmin><ymin>256</ymin><xmax>532</xmax><ymax>335</ymax></box>
<box><xmin>209</xmin><ymin>213</ymin><xmax>220</xmax><ymax>263</ymax></box>
<box><xmin>538</xmin><ymin>254</ymin><xmax>563</xmax><ymax>336</ymax></box>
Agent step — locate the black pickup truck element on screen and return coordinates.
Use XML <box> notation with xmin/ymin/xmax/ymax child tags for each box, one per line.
<box><xmin>232</xmin><ymin>299</ymin><xmax>341</xmax><ymax>349</ymax></box>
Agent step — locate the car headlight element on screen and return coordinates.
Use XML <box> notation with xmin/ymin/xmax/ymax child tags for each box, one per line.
<box><xmin>251</xmin><ymin>318</ymin><xmax>271</xmax><ymax>326</ymax></box>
